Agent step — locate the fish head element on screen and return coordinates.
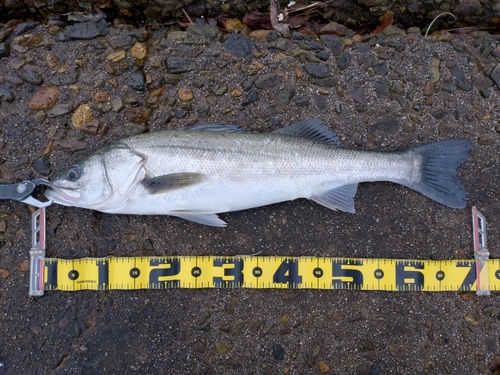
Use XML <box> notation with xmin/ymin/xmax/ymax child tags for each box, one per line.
<box><xmin>45</xmin><ymin>145</ymin><xmax>145</xmax><ymax>212</ymax></box>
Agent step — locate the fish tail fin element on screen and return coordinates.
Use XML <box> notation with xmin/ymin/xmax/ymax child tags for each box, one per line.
<box><xmin>403</xmin><ymin>139</ymin><xmax>471</xmax><ymax>208</ymax></box>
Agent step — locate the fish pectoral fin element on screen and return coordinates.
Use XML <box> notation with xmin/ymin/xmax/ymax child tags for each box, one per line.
<box><xmin>141</xmin><ymin>172</ymin><xmax>206</xmax><ymax>194</ymax></box>
<box><xmin>272</xmin><ymin>118</ymin><xmax>340</xmax><ymax>146</ymax></box>
<box><xmin>311</xmin><ymin>184</ymin><xmax>358</xmax><ymax>213</ymax></box>
<box><xmin>169</xmin><ymin>210</ymin><xmax>227</xmax><ymax>227</ymax></box>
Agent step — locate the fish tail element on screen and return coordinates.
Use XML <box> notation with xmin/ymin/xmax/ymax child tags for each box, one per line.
<box><xmin>403</xmin><ymin>139</ymin><xmax>471</xmax><ymax>208</ymax></box>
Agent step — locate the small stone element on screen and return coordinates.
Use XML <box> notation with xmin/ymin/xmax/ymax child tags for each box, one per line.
<box><xmin>0</xmin><ymin>220</ymin><xmax>7</xmax><ymax>233</ymax></box>
<box><xmin>224</xmin><ymin>18</ymin><xmax>245</xmax><ymax>31</ymax></box>
<box><xmin>454</xmin><ymin>0</ymin><xmax>483</xmax><ymax>16</ymax></box>
<box><xmin>45</xmin><ymin>51</ymin><xmax>60</xmax><ymax>71</ymax></box>
<box><xmin>78</xmin><ymin>119</ymin><xmax>100</xmax><ymax>135</ymax></box>
<box><xmin>32</xmin><ymin>156</ymin><xmax>51</xmax><ymax>175</ymax></box>
<box><xmin>165</xmin><ymin>57</ymin><xmax>197</xmax><ymax>74</ymax></box>
<box><xmin>231</xmin><ymin>88</ymin><xmax>242</xmax><ymax>98</ymax></box>
<box><xmin>215</xmin><ymin>340</ymin><xmax>233</xmax><ymax>354</ymax></box>
<box><xmin>273</xmin><ymin>344</ymin><xmax>285</xmax><ymax>360</ymax></box>
<box><xmin>373</xmin><ymin>61</ymin><xmax>388</xmax><ymax>75</ymax></box>
<box><xmin>166</xmin><ymin>31</ymin><xmax>187</xmax><ymax>41</ymax></box>
<box><xmin>255</xmin><ymin>73</ymin><xmax>280</xmax><ymax>89</ymax></box>
<box><xmin>336</xmin><ymin>52</ymin><xmax>351</xmax><ymax>70</ymax></box>
<box><xmin>0</xmin><ymin>42</ymin><xmax>11</xmax><ymax>58</ymax></box>
<box><xmin>19</xmin><ymin>68</ymin><xmax>43</xmax><ymax>85</ymax></box>
<box><xmin>111</xmin><ymin>97</ymin><xmax>124</xmax><ymax>112</ymax></box>
<box><xmin>319</xmin><ymin>21</ymin><xmax>347</xmax><ymax>36</ymax></box>
<box><xmin>53</xmin><ymin>139</ymin><xmax>88</xmax><ymax>152</ymax></box>
<box><xmin>49</xmin><ymin>71</ymin><xmax>79</xmax><ymax>86</ymax></box>
<box><xmin>106</xmin><ymin>50</ymin><xmax>126</xmax><ymax>62</ymax></box>
<box><xmin>64</xmin><ymin>22</ymin><xmax>101</xmax><ymax>40</ymax></box>
<box><xmin>130</xmin><ymin>42</ymin><xmax>147</xmax><ymax>59</ymax></box>
<box><xmin>357</xmin><ymin>338</ymin><xmax>375</xmax><ymax>351</ymax></box>
<box><xmin>108</xmin><ymin>34</ymin><xmax>133</xmax><ymax>48</ymax></box>
<box><xmin>72</xmin><ymin>104</ymin><xmax>93</xmax><ymax>128</ymax></box>
<box><xmin>249</xmin><ymin>30</ymin><xmax>270</xmax><ymax>40</ymax></box>
<box><xmin>424</xmin><ymin>80</ymin><xmax>434</xmax><ymax>96</ymax></box>
<box><xmin>0</xmin><ymin>269</ymin><xmax>9</xmax><ymax>279</ymax></box>
<box><xmin>92</xmin><ymin>91</ymin><xmax>111</xmax><ymax>103</ymax></box>
<box><xmin>310</xmin><ymin>76</ymin><xmax>337</xmax><ymax>87</ymax></box>
<box><xmin>430</xmin><ymin>58</ymin><xmax>440</xmax><ymax>83</ymax></box>
<box><xmin>34</xmin><ymin>111</ymin><xmax>46</xmax><ymax>123</ymax></box>
<box><xmin>47</xmin><ymin>104</ymin><xmax>73</xmax><ymax>118</ymax></box>
<box><xmin>215</xmin><ymin>86</ymin><xmax>227</xmax><ymax>96</ymax></box>
<box><xmin>17</xmin><ymin>259</ymin><xmax>30</xmax><ymax>273</ymax></box>
<box><xmin>128</xmin><ymin>70</ymin><xmax>145</xmax><ymax>91</ymax></box>
<box><xmin>318</xmin><ymin>361</ymin><xmax>330</xmax><ymax>373</ymax></box>
<box><xmin>29</xmin><ymin>86</ymin><xmax>59</xmax><ymax>110</ymax></box>
<box><xmin>490</xmin><ymin>63</ymin><xmax>500</xmax><ymax>89</ymax></box>
<box><xmin>125</xmin><ymin>107</ymin><xmax>150</xmax><ymax>124</ymax></box>
<box><xmin>382</xmin><ymin>25</ymin><xmax>406</xmax><ymax>36</ymax></box>
<box><xmin>320</xmin><ymin>34</ymin><xmax>343</xmax><ymax>56</ymax></box>
<box><xmin>371</xmin><ymin>117</ymin><xmax>399</xmax><ymax>134</ymax></box>
<box><xmin>178</xmin><ymin>88</ymin><xmax>194</xmax><ymax>102</ymax></box>
<box><xmin>223</xmin><ymin>35</ymin><xmax>254</xmax><ymax>60</ymax></box>
<box><xmin>0</xmin><ymin>87</ymin><xmax>14</xmax><ymax>102</ymax></box>
<box><xmin>303</xmin><ymin>63</ymin><xmax>330</xmax><ymax>78</ymax></box>
<box><xmin>242</xmin><ymin>90</ymin><xmax>259</xmax><ymax>105</ymax></box>
<box><xmin>125</xmin><ymin>123</ymin><xmax>147</xmax><ymax>135</ymax></box>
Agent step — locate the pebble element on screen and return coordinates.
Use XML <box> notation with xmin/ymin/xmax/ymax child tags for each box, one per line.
<box><xmin>49</xmin><ymin>70</ymin><xmax>79</xmax><ymax>86</ymax></box>
<box><xmin>0</xmin><ymin>42</ymin><xmax>10</xmax><ymax>58</ymax></box>
<box><xmin>255</xmin><ymin>73</ymin><xmax>280</xmax><ymax>89</ymax></box>
<box><xmin>178</xmin><ymin>88</ymin><xmax>194</xmax><ymax>102</ymax></box>
<box><xmin>45</xmin><ymin>51</ymin><xmax>60</xmax><ymax>71</ymax></box>
<box><xmin>242</xmin><ymin>90</ymin><xmax>259</xmax><ymax>105</ymax></box>
<box><xmin>319</xmin><ymin>21</ymin><xmax>347</xmax><ymax>36</ymax></box>
<box><xmin>318</xmin><ymin>361</ymin><xmax>330</xmax><ymax>373</ymax></box>
<box><xmin>72</xmin><ymin>103</ymin><xmax>94</xmax><ymax>128</ymax></box>
<box><xmin>124</xmin><ymin>123</ymin><xmax>147</xmax><ymax>135</ymax></box>
<box><xmin>373</xmin><ymin>61</ymin><xmax>389</xmax><ymax>75</ymax></box>
<box><xmin>272</xmin><ymin>344</ymin><xmax>285</xmax><ymax>360</ymax></box>
<box><xmin>320</xmin><ymin>34</ymin><xmax>343</xmax><ymax>56</ymax></box>
<box><xmin>0</xmin><ymin>269</ymin><xmax>9</xmax><ymax>279</ymax></box>
<box><xmin>291</xmin><ymin>32</ymin><xmax>324</xmax><ymax>50</ymax></box>
<box><xmin>278</xmin><ymin>86</ymin><xmax>295</xmax><ymax>105</ymax></box>
<box><xmin>306</xmin><ymin>345</ymin><xmax>321</xmax><ymax>367</ymax></box>
<box><xmin>430</xmin><ymin>58</ymin><xmax>440</xmax><ymax>83</ymax></box>
<box><xmin>108</xmin><ymin>34</ymin><xmax>133</xmax><ymax>48</ymax></box>
<box><xmin>32</xmin><ymin>156</ymin><xmax>51</xmax><ymax>175</ymax></box>
<box><xmin>106</xmin><ymin>50</ymin><xmax>126</xmax><ymax>62</ymax></box>
<box><xmin>371</xmin><ymin>117</ymin><xmax>399</xmax><ymax>134</ymax></box>
<box><xmin>223</xmin><ymin>35</ymin><xmax>254</xmax><ymax>60</ymax></box>
<box><xmin>382</xmin><ymin>25</ymin><xmax>406</xmax><ymax>36</ymax></box>
<box><xmin>111</xmin><ymin>97</ymin><xmax>124</xmax><ymax>112</ymax></box>
<box><xmin>79</xmin><ymin>119</ymin><xmax>100</xmax><ymax>135</ymax></box>
<box><xmin>128</xmin><ymin>70</ymin><xmax>145</xmax><ymax>91</ymax></box>
<box><xmin>303</xmin><ymin>63</ymin><xmax>330</xmax><ymax>78</ymax></box>
<box><xmin>28</xmin><ymin>86</ymin><xmax>59</xmax><ymax>110</ymax></box>
<box><xmin>53</xmin><ymin>139</ymin><xmax>88</xmax><ymax>152</ymax></box>
<box><xmin>336</xmin><ymin>52</ymin><xmax>351</xmax><ymax>70</ymax></box>
<box><xmin>92</xmin><ymin>91</ymin><xmax>111</xmax><ymax>103</ymax></box>
<box><xmin>490</xmin><ymin>63</ymin><xmax>500</xmax><ymax>89</ymax></box>
<box><xmin>130</xmin><ymin>42</ymin><xmax>147</xmax><ymax>59</ymax></box>
<box><xmin>47</xmin><ymin>104</ymin><xmax>73</xmax><ymax>118</ymax></box>
<box><xmin>19</xmin><ymin>67</ymin><xmax>43</xmax><ymax>85</ymax></box>
<box><xmin>64</xmin><ymin>22</ymin><xmax>101</xmax><ymax>40</ymax></box>
<box><xmin>165</xmin><ymin>57</ymin><xmax>197</xmax><ymax>74</ymax></box>
<box><xmin>215</xmin><ymin>340</ymin><xmax>233</xmax><ymax>354</ymax></box>
<box><xmin>230</xmin><ymin>88</ymin><xmax>242</xmax><ymax>98</ymax></box>
<box><xmin>125</xmin><ymin>107</ymin><xmax>150</xmax><ymax>124</ymax></box>
<box><xmin>0</xmin><ymin>87</ymin><xmax>14</xmax><ymax>102</ymax></box>
<box><xmin>310</xmin><ymin>76</ymin><xmax>337</xmax><ymax>87</ymax></box>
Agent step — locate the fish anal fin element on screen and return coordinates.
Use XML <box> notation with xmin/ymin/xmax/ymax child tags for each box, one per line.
<box><xmin>170</xmin><ymin>211</ymin><xmax>227</xmax><ymax>227</ymax></box>
<box><xmin>311</xmin><ymin>184</ymin><xmax>358</xmax><ymax>213</ymax></box>
<box><xmin>141</xmin><ymin>172</ymin><xmax>206</xmax><ymax>194</ymax></box>
<box><xmin>272</xmin><ymin>118</ymin><xmax>340</xmax><ymax>146</ymax></box>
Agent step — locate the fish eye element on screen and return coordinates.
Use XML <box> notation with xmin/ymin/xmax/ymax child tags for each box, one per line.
<box><xmin>66</xmin><ymin>165</ymin><xmax>81</xmax><ymax>181</ymax></box>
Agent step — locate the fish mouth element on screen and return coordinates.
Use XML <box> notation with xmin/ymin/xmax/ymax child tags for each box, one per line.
<box><xmin>44</xmin><ymin>184</ymin><xmax>81</xmax><ymax>206</ymax></box>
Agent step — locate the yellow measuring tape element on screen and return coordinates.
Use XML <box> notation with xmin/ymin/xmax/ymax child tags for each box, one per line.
<box><xmin>36</xmin><ymin>256</ymin><xmax>500</xmax><ymax>292</ymax></box>
<box><xmin>28</xmin><ymin>207</ymin><xmax>496</xmax><ymax>295</ymax></box>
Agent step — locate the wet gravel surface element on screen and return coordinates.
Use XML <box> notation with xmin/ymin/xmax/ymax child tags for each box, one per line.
<box><xmin>0</xmin><ymin>19</ymin><xmax>500</xmax><ymax>374</ymax></box>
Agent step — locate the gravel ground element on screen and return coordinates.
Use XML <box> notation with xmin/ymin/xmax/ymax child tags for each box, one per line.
<box><xmin>0</xmin><ymin>18</ymin><xmax>500</xmax><ymax>374</ymax></box>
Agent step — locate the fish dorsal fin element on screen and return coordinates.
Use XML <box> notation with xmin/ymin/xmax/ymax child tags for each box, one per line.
<box><xmin>311</xmin><ymin>184</ymin><xmax>358</xmax><ymax>213</ymax></box>
<box><xmin>272</xmin><ymin>118</ymin><xmax>340</xmax><ymax>146</ymax></box>
<box><xmin>180</xmin><ymin>124</ymin><xmax>245</xmax><ymax>133</ymax></box>
<box><xmin>170</xmin><ymin>210</ymin><xmax>227</xmax><ymax>227</ymax></box>
<box><xmin>141</xmin><ymin>172</ymin><xmax>206</xmax><ymax>194</ymax></box>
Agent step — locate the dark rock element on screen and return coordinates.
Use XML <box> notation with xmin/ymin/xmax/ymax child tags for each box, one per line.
<box><xmin>291</xmin><ymin>32</ymin><xmax>324</xmax><ymax>50</ymax></box>
<box><xmin>15</xmin><ymin>22</ymin><xmax>38</xmax><ymax>36</ymax></box>
<box><xmin>387</xmin><ymin>39</ymin><xmax>406</xmax><ymax>52</ymax></box>
<box><xmin>453</xmin><ymin>0</ymin><xmax>483</xmax><ymax>16</ymax></box>
<box><xmin>472</xmin><ymin>73</ymin><xmax>493</xmax><ymax>90</ymax></box>
<box><xmin>53</xmin><ymin>139</ymin><xmax>88</xmax><ymax>152</ymax></box>
<box><xmin>32</xmin><ymin>156</ymin><xmax>51</xmax><ymax>176</ymax></box>
<box><xmin>455</xmin><ymin>78</ymin><xmax>473</xmax><ymax>91</ymax></box>
<box><xmin>64</xmin><ymin>22</ymin><xmax>101</xmax><ymax>40</ymax></box>
<box><xmin>480</xmin><ymin>88</ymin><xmax>490</xmax><ymax>98</ymax></box>
<box><xmin>277</xmin><ymin>85</ymin><xmax>295</xmax><ymax>105</ymax></box>
<box><xmin>336</xmin><ymin>52</ymin><xmax>351</xmax><ymax>70</ymax></box>
<box><xmin>0</xmin><ymin>42</ymin><xmax>10</xmax><ymax>58</ymax></box>
<box><xmin>313</xmin><ymin>95</ymin><xmax>327</xmax><ymax>110</ymax></box>
<box><xmin>371</xmin><ymin>117</ymin><xmax>399</xmax><ymax>134</ymax></box>
<box><xmin>108</xmin><ymin>34</ymin><xmax>134</xmax><ymax>48</ymax></box>
<box><xmin>315</xmin><ymin>50</ymin><xmax>330</xmax><ymax>61</ymax></box>
<box><xmin>266</xmin><ymin>31</ymin><xmax>279</xmax><ymax>42</ymax></box>
<box><xmin>294</xmin><ymin>98</ymin><xmax>310</xmax><ymax>107</ymax></box>
<box><xmin>375</xmin><ymin>78</ymin><xmax>390</xmax><ymax>98</ymax></box>
<box><xmin>303</xmin><ymin>63</ymin><xmax>330</xmax><ymax>78</ymax></box>
<box><xmin>241</xmin><ymin>78</ymin><xmax>254</xmax><ymax>91</ymax></box>
<box><xmin>268</xmin><ymin>38</ymin><xmax>290</xmax><ymax>51</ymax></box>
<box><xmin>19</xmin><ymin>68</ymin><xmax>43</xmax><ymax>85</ymax></box>
<box><xmin>47</xmin><ymin>104</ymin><xmax>73</xmax><ymax>117</ymax></box>
<box><xmin>242</xmin><ymin>90</ymin><xmax>259</xmax><ymax>105</ymax></box>
<box><xmin>255</xmin><ymin>73</ymin><xmax>280</xmax><ymax>89</ymax></box>
<box><xmin>174</xmin><ymin>109</ymin><xmax>186</xmax><ymax>118</ymax></box>
<box><xmin>357</xmin><ymin>338</ymin><xmax>375</xmax><ymax>351</ymax></box>
<box><xmin>353</xmin><ymin>42</ymin><xmax>371</xmax><ymax>53</ymax></box>
<box><xmin>0</xmin><ymin>87</ymin><xmax>14</xmax><ymax>102</ymax></box>
<box><xmin>310</xmin><ymin>76</ymin><xmax>337</xmax><ymax>87</ymax></box>
<box><xmin>187</xmin><ymin>25</ymin><xmax>219</xmax><ymax>40</ymax></box>
<box><xmin>165</xmin><ymin>57</ymin><xmax>197</xmax><ymax>74</ymax></box>
<box><xmin>124</xmin><ymin>123</ymin><xmax>147</xmax><ymax>135</ymax></box>
<box><xmin>223</xmin><ymin>35</ymin><xmax>254</xmax><ymax>60</ymax></box>
<box><xmin>128</xmin><ymin>70</ymin><xmax>146</xmax><ymax>91</ymax></box>
<box><xmin>431</xmin><ymin>109</ymin><xmax>447</xmax><ymax>119</ymax></box>
<box><xmin>450</xmin><ymin>66</ymin><xmax>465</xmax><ymax>81</ymax></box>
<box><xmin>272</xmin><ymin>344</ymin><xmax>285</xmax><ymax>360</ymax></box>
<box><xmin>490</xmin><ymin>63</ymin><xmax>500</xmax><ymax>89</ymax></box>
<box><xmin>441</xmin><ymin>84</ymin><xmax>454</xmax><ymax>93</ymax></box>
<box><xmin>0</xmin><ymin>27</ymin><xmax>13</xmax><ymax>43</ymax></box>
<box><xmin>373</xmin><ymin>62</ymin><xmax>388</xmax><ymax>75</ymax></box>
<box><xmin>4</xmin><ymin>73</ymin><xmax>23</xmax><ymax>85</ymax></box>
<box><xmin>49</xmin><ymin>71</ymin><xmax>79</xmax><ymax>86</ymax></box>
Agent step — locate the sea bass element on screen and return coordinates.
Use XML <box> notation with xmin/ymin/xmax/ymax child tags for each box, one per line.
<box><xmin>45</xmin><ymin>118</ymin><xmax>471</xmax><ymax>227</ymax></box>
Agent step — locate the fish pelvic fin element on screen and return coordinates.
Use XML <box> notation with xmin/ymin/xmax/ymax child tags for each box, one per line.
<box><xmin>403</xmin><ymin>139</ymin><xmax>471</xmax><ymax>208</ymax></box>
<box><xmin>169</xmin><ymin>210</ymin><xmax>227</xmax><ymax>227</ymax></box>
<box><xmin>311</xmin><ymin>183</ymin><xmax>358</xmax><ymax>213</ymax></box>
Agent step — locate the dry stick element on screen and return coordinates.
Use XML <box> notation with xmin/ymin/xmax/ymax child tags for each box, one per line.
<box><xmin>182</xmin><ymin>8</ymin><xmax>194</xmax><ymax>26</ymax></box>
<box><xmin>424</xmin><ymin>12</ymin><xmax>457</xmax><ymax>38</ymax></box>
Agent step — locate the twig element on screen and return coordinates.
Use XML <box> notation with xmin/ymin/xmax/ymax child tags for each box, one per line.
<box><xmin>424</xmin><ymin>12</ymin><xmax>457</xmax><ymax>38</ymax></box>
<box><xmin>182</xmin><ymin>8</ymin><xmax>194</xmax><ymax>26</ymax></box>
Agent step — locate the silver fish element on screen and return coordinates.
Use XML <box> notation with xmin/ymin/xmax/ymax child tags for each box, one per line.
<box><xmin>45</xmin><ymin>118</ymin><xmax>471</xmax><ymax>227</ymax></box>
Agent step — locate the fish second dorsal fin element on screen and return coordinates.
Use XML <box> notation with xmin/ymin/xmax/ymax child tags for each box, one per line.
<box><xmin>272</xmin><ymin>118</ymin><xmax>340</xmax><ymax>146</ymax></box>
